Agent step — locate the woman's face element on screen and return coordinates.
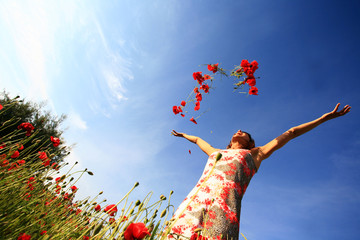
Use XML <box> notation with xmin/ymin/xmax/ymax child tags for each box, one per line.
<box><xmin>231</xmin><ymin>130</ymin><xmax>251</xmax><ymax>148</ymax></box>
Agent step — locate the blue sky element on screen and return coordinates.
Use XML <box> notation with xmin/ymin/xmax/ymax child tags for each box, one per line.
<box><xmin>1</xmin><ymin>0</ymin><xmax>359</xmax><ymax>239</ymax></box>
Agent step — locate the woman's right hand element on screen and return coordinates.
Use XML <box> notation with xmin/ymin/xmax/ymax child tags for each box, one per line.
<box><xmin>171</xmin><ymin>130</ymin><xmax>185</xmax><ymax>138</ymax></box>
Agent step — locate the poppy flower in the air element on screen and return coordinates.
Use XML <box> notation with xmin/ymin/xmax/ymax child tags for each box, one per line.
<box><xmin>172</xmin><ymin>106</ymin><xmax>182</xmax><ymax>115</ymax></box>
<box><xmin>50</xmin><ymin>136</ymin><xmax>60</xmax><ymax>147</ymax></box>
<box><xmin>193</xmin><ymin>72</ymin><xmax>205</xmax><ymax>85</ymax></box>
<box><xmin>104</xmin><ymin>204</ymin><xmax>118</xmax><ymax>216</ymax></box>
<box><xmin>246</xmin><ymin>77</ymin><xmax>256</xmax><ymax>87</ymax></box>
<box><xmin>190</xmin><ymin>117</ymin><xmax>197</xmax><ymax>124</ymax></box>
<box><xmin>200</xmin><ymin>84</ymin><xmax>209</xmax><ymax>93</ymax></box>
<box><xmin>124</xmin><ymin>222</ymin><xmax>151</xmax><ymax>240</ymax></box>
<box><xmin>249</xmin><ymin>86</ymin><xmax>258</xmax><ymax>95</ymax></box>
<box><xmin>207</xmin><ymin>63</ymin><xmax>219</xmax><ymax>73</ymax></box>
<box><xmin>194</xmin><ymin>101</ymin><xmax>200</xmax><ymax>111</ymax></box>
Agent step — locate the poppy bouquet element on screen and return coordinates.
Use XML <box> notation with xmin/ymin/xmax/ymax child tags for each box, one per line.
<box><xmin>173</xmin><ymin>60</ymin><xmax>260</xmax><ymax>124</ymax></box>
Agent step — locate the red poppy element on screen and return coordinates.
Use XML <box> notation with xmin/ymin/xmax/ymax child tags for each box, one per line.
<box><xmin>180</xmin><ymin>101</ymin><xmax>186</xmax><ymax>107</ymax></box>
<box><xmin>83</xmin><ymin>236</ymin><xmax>90</xmax><ymax>240</ymax></box>
<box><xmin>203</xmin><ymin>74</ymin><xmax>211</xmax><ymax>80</ymax></box>
<box><xmin>190</xmin><ymin>117</ymin><xmax>197</xmax><ymax>124</ymax></box>
<box><xmin>18</xmin><ymin>233</ymin><xmax>31</xmax><ymax>240</ymax></box>
<box><xmin>94</xmin><ymin>204</ymin><xmax>101</xmax><ymax>211</ymax></box>
<box><xmin>18</xmin><ymin>145</ymin><xmax>24</xmax><ymax>150</ymax></box>
<box><xmin>104</xmin><ymin>204</ymin><xmax>118</xmax><ymax>216</ymax></box>
<box><xmin>172</xmin><ymin>106</ymin><xmax>182</xmax><ymax>115</ymax></box>
<box><xmin>55</xmin><ymin>177</ymin><xmax>61</xmax><ymax>182</ymax></box>
<box><xmin>189</xmin><ymin>150</ymin><xmax>191</xmax><ymax>154</ymax></box>
<box><xmin>194</xmin><ymin>87</ymin><xmax>199</xmax><ymax>93</ymax></box>
<box><xmin>200</xmin><ymin>84</ymin><xmax>209</xmax><ymax>93</ymax></box>
<box><xmin>17</xmin><ymin>122</ymin><xmax>35</xmax><ymax>136</ymax></box>
<box><xmin>124</xmin><ymin>222</ymin><xmax>151</xmax><ymax>240</ymax></box>
<box><xmin>180</xmin><ymin>114</ymin><xmax>185</xmax><ymax>117</ymax></box>
<box><xmin>42</xmin><ymin>159</ymin><xmax>50</xmax><ymax>167</ymax></box>
<box><xmin>249</xmin><ymin>86</ymin><xmax>258</xmax><ymax>95</ymax></box>
<box><xmin>71</xmin><ymin>186</ymin><xmax>78</xmax><ymax>192</ymax></box>
<box><xmin>240</xmin><ymin>59</ymin><xmax>250</xmax><ymax>68</ymax></box>
<box><xmin>0</xmin><ymin>143</ymin><xmax>5</xmax><ymax>149</ymax></box>
<box><xmin>194</xmin><ymin>101</ymin><xmax>200</xmax><ymax>111</ymax></box>
<box><xmin>38</xmin><ymin>151</ymin><xmax>47</xmax><ymax>160</ymax></box>
<box><xmin>0</xmin><ymin>104</ymin><xmax>3</xmax><ymax>110</ymax></box>
<box><xmin>246</xmin><ymin>77</ymin><xmax>256</xmax><ymax>87</ymax></box>
<box><xmin>193</xmin><ymin>72</ymin><xmax>205</xmax><ymax>85</ymax></box>
<box><xmin>1</xmin><ymin>159</ymin><xmax>9</xmax><ymax>167</ymax></box>
<box><xmin>196</xmin><ymin>92</ymin><xmax>202</xmax><ymax>101</ymax></box>
<box><xmin>11</xmin><ymin>151</ymin><xmax>20</xmax><ymax>159</ymax></box>
<box><xmin>120</xmin><ymin>215</ymin><xmax>128</xmax><ymax>222</ymax></box>
<box><xmin>207</xmin><ymin>63</ymin><xmax>219</xmax><ymax>73</ymax></box>
<box><xmin>17</xmin><ymin>159</ymin><xmax>26</xmax><ymax>165</ymax></box>
<box><xmin>109</xmin><ymin>218</ymin><xmax>116</xmax><ymax>224</ymax></box>
<box><xmin>190</xmin><ymin>233</ymin><xmax>208</xmax><ymax>240</ymax></box>
<box><xmin>50</xmin><ymin>136</ymin><xmax>60</xmax><ymax>147</ymax></box>
<box><xmin>40</xmin><ymin>231</ymin><xmax>47</xmax><ymax>235</ymax></box>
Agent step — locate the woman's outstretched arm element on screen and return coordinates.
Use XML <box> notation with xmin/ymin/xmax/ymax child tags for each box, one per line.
<box><xmin>171</xmin><ymin>130</ymin><xmax>219</xmax><ymax>156</ymax></box>
<box><xmin>253</xmin><ymin>103</ymin><xmax>351</xmax><ymax>164</ymax></box>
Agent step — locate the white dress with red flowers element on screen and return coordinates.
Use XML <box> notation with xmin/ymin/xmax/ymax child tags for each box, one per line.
<box><xmin>167</xmin><ymin>149</ymin><xmax>257</xmax><ymax>240</ymax></box>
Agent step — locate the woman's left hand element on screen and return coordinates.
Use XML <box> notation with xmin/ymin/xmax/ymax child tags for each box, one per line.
<box><xmin>323</xmin><ymin>103</ymin><xmax>351</xmax><ymax>121</ymax></box>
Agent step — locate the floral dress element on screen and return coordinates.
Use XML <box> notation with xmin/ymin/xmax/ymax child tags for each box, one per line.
<box><xmin>166</xmin><ymin>149</ymin><xmax>257</xmax><ymax>240</ymax></box>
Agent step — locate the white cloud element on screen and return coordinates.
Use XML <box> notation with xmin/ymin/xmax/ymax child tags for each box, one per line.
<box><xmin>68</xmin><ymin>111</ymin><xmax>88</xmax><ymax>130</ymax></box>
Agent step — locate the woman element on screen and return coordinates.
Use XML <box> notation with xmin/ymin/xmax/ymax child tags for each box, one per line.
<box><xmin>166</xmin><ymin>103</ymin><xmax>351</xmax><ymax>240</ymax></box>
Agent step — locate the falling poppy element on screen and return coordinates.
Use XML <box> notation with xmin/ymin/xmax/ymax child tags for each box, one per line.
<box><xmin>207</xmin><ymin>63</ymin><xmax>219</xmax><ymax>73</ymax></box>
<box><xmin>190</xmin><ymin>117</ymin><xmax>197</xmax><ymax>124</ymax></box>
<box><xmin>249</xmin><ymin>86</ymin><xmax>258</xmax><ymax>95</ymax></box>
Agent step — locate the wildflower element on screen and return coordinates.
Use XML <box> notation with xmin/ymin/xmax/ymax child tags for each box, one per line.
<box><xmin>172</xmin><ymin>106</ymin><xmax>182</xmax><ymax>115</ymax></box>
<box><xmin>109</xmin><ymin>218</ymin><xmax>115</xmax><ymax>224</ymax></box>
<box><xmin>94</xmin><ymin>204</ymin><xmax>101</xmax><ymax>211</ymax></box>
<box><xmin>189</xmin><ymin>150</ymin><xmax>191</xmax><ymax>154</ymax></box>
<box><xmin>0</xmin><ymin>104</ymin><xmax>2</xmax><ymax>110</ymax></box>
<box><xmin>1</xmin><ymin>159</ymin><xmax>9</xmax><ymax>166</ymax></box>
<box><xmin>17</xmin><ymin>159</ymin><xmax>25</xmax><ymax>165</ymax></box>
<box><xmin>40</xmin><ymin>231</ymin><xmax>47</xmax><ymax>235</ymax></box>
<box><xmin>124</xmin><ymin>222</ymin><xmax>150</xmax><ymax>240</ymax></box>
<box><xmin>190</xmin><ymin>233</ymin><xmax>208</xmax><ymax>240</ymax></box>
<box><xmin>38</xmin><ymin>151</ymin><xmax>47</xmax><ymax>160</ymax></box>
<box><xmin>50</xmin><ymin>136</ymin><xmax>60</xmax><ymax>147</ymax></box>
<box><xmin>70</xmin><ymin>186</ymin><xmax>78</xmax><ymax>192</ymax></box>
<box><xmin>11</xmin><ymin>151</ymin><xmax>20</xmax><ymax>159</ymax></box>
<box><xmin>18</xmin><ymin>233</ymin><xmax>31</xmax><ymax>240</ymax></box>
<box><xmin>194</xmin><ymin>87</ymin><xmax>199</xmax><ymax>93</ymax></box>
<box><xmin>190</xmin><ymin>117</ymin><xmax>197</xmax><ymax>124</ymax></box>
<box><xmin>104</xmin><ymin>204</ymin><xmax>118</xmax><ymax>216</ymax></box>
<box><xmin>196</xmin><ymin>92</ymin><xmax>202</xmax><ymax>101</ymax></box>
<box><xmin>83</xmin><ymin>236</ymin><xmax>90</xmax><ymax>240</ymax></box>
<box><xmin>0</xmin><ymin>143</ymin><xmax>5</xmax><ymax>149</ymax></box>
<box><xmin>200</xmin><ymin>84</ymin><xmax>209</xmax><ymax>93</ymax></box>
<box><xmin>18</xmin><ymin>144</ymin><xmax>24</xmax><ymax>150</ymax></box>
<box><xmin>194</xmin><ymin>101</ymin><xmax>200</xmax><ymax>111</ymax></box>
<box><xmin>249</xmin><ymin>86</ymin><xmax>258</xmax><ymax>95</ymax></box>
<box><xmin>193</xmin><ymin>72</ymin><xmax>205</xmax><ymax>85</ymax></box>
<box><xmin>17</xmin><ymin>122</ymin><xmax>34</xmax><ymax>136</ymax></box>
<box><xmin>180</xmin><ymin>114</ymin><xmax>185</xmax><ymax>117</ymax></box>
<box><xmin>207</xmin><ymin>63</ymin><xmax>218</xmax><ymax>73</ymax></box>
<box><xmin>204</xmin><ymin>74</ymin><xmax>211</xmax><ymax>80</ymax></box>
<box><xmin>245</xmin><ymin>77</ymin><xmax>256</xmax><ymax>87</ymax></box>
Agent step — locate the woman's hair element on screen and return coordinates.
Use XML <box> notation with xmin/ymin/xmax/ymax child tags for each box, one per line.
<box><xmin>226</xmin><ymin>131</ymin><xmax>255</xmax><ymax>150</ymax></box>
